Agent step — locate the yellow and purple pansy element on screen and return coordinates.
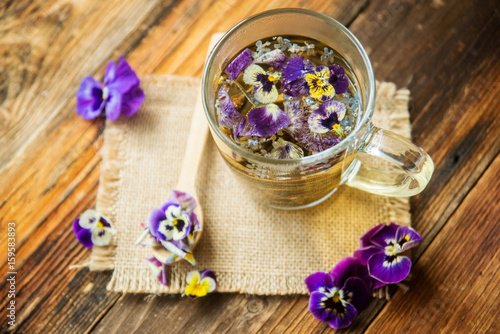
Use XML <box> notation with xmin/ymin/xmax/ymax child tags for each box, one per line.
<box><xmin>243</xmin><ymin>64</ymin><xmax>281</xmax><ymax>104</ymax></box>
<box><xmin>354</xmin><ymin>223</ymin><xmax>423</xmax><ymax>287</ymax></box>
<box><xmin>185</xmin><ymin>269</ymin><xmax>217</xmax><ymax>299</ymax></box>
<box><xmin>73</xmin><ymin>209</ymin><xmax>116</xmax><ymax>248</ymax></box>
<box><xmin>305</xmin><ymin>66</ymin><xmax>336</xmax><ymax>102</ymax></box>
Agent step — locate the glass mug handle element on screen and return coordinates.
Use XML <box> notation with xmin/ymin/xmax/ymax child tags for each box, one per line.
<box><xmin>346</xmin><ymin>125</ymin><xmax>434</xmax><ymax>197</ymax></box>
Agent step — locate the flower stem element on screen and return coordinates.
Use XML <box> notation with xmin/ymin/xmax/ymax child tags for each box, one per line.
<box><xmin>231</xmin><ymin>81</ymin><xmax>256</xmax><ymax>107</ymax></box>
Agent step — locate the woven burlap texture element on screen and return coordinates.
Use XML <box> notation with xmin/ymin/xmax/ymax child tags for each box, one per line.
<box><xmin>90</xmin><ymin>75</ymin><xmax>412</xmax><ymax>295</ymax></box>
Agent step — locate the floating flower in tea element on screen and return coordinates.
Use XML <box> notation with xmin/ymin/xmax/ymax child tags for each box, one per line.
<box><xmin>243</xmin><ymin>64</ymin><xmax>281</xmax><ymax>104</ymax></box>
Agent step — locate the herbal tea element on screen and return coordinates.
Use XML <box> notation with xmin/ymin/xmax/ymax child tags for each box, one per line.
<box><xmin>215</xmin><ymin>35</ymin><xmax>361</xmax><ymax>159</ymax></box>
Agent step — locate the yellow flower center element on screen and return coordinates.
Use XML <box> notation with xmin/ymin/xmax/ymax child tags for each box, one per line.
<box><xmin>97</xmin><ymin>221</ymin><xmax>104</xmax><ymax>229</ymax></box>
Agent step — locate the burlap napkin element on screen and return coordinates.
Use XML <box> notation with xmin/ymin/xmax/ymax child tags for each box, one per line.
<box><xmin>87</xmin><ymin>73</ymin><xmax>412</xmax><ymax>295</ymax></box>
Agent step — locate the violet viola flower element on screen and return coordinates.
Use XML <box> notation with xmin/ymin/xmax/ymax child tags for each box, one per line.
<box><xmin>247</xmin><ymin>103</ymin><xmax>290</xmax><ymax>137</ymax></box>
<box><xmin>305</xmin><ymin>257</ymin><xmax>371</xmax><ymax>329</ymax></box>
<box><xmin>76</xmin><ymin>56</ymin><xmax>144</xmax><ymax>121</ymax></box>
<box><xmin>243</xmin><ymin>64</ymin><xmax>280</xmax><ymax>104</ymax></box>
<box><xmin>185</xmin><ymin>270</ymin><xmax>217</xmax><ymax>299</ymax></box>
<box><xmin>73</xmin><ymin>210</ymin><xmax>116</xmax><ymax>249</ymax></box>
<box><xmin>354</xmin><ymin>223</ymin><xmax>423</xmax><ymax>287</ymax></box>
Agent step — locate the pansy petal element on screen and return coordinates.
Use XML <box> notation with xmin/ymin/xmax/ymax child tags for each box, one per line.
<box><xmin>76</xmin><ymin>229</ymin><xmax>93</xmax><ymax>248</ymax></box>
<box><xmin>328</xmin><ymin>64</ymin><xmax>349</xmax><ymax>94</ymax></box>
<box><xmin>105</xmin><ymin>56</ymin><xmax>140</xmax><ymax>94</ymax></box>
<box><xmin>329</xmin><ymin>257</ymin><xmax>369</xmax><ymax>288</ymax></box>
<box><xmin>283</xmin><ymin>100</ymin><xmax>308</xmax><ymax>138</ymax></box>
<box><xmin>343</xmin><ymin>277</ymin><xmax>370</xmax><ymax>312</ymax></box>
<box><xmin>186</xmin><ymin>270</ymin><xmax>201</xmax><ymax>285</ymax></box>
<box><xmin>353</xmin><ymin>246</ymin><xmax>383</xmax><ymax>265</ymax></box>
<box><xmin>253</xmin><ymin>84</ymin><xmax>279</xmax><ymax>104</ymax></box>
<box><xmin>270</xmin><ymin>139</ymin><xmax>304</xmax><ymax>159</ymax></box>
<box><xmin>76</xmin><ymin>77</ymin><xmax>104</xmax><ymax>120</ymax></box>
<box><xmin>370</xmin><ymin>223</ymin><xmax>399</xmax><ymax>248</ymax></box>
<box><xmin>104</xmin><ymin>88</ymin><xmax>123</xmax><ymax>122</ymax></box>
<box><xmin>396</xmin><ymin>226</ymin><xmax>423</xmax><ymax>251</ymax></box>
<box><xmin>282</xmin><ymin>57</ymin><xmax>314</xmax><ymax>82</ymax></box>
<box><xmin>360</xmin><ymin>224</ymin><xmax>385</xmax><ymax>248</ymax></box>
<box><xmin>73</xmin><ymin>218</ymin><xmax>83</xmax><ymax>235</ymax></box>
<box><xmin>200</xmin><ymin>269</ymin><xmax>217</xmax><ymax>282</ymax></box>
<box><xmin>327</xmin><ymin>302</ymin><xmax>357</xmax><ymax>330</ymax></box>
<box><xmin>305</xmin><ymin>73</ymin><xmax>335</xmax><ymax>101</ymax></box>
<box><xmin>247</xmin><ymin>104</ymin><xmax>290</xmax><ymax>137</ymax></box>
<box><xmin>121</xmin><ymin>85</ymin><xmax>144</xmax><ymax>117</ymax></box>
<box><xmin>79</xmin><ymin>210</ymin><xmax>101</xmax><ymax>229</ymax></box>
<box><xmin>189</xmin><ymin>211</ymin><xmax>201</xmax><ymax>231</ymax></box>
<box><xmin>296</xmin><ymin>130</ymin><xmax>341</xmax><ymax>153</ymax></box>
<box><xmin>225</xmin><ymin>48</ymin><xmax>254</xmax><ymax>81</ymax></box>
<box><xmin>281</xmin><ymin>77</ymin><xmax>309</xmax><ymax>98</ymax></box>
<box><xmin>253</xmin><ymin>49</ymin><xmax>287</xmax><ymax>66</ymax></box>
<box><xmin>305</xmin><ymin>271</ymin><xmax>328</xmax><ymax>293</ymax></box>
<box><xmin>367</xmin><ymin>252</ymin><xmax>412</xmax><ymax>284</ymax></box>
<box><xmin>168</xmin><ymin>190</ymin><xmax>197</xmax><ymax>211</ymax></box>
<box><xmin>104</xmin><ymin>61</ymin><xmax>116</xmax><ymax>85</ymax></box>
<box><xmin>233</xmin><ymin>117</ymin><xmax>259</xmax><ymax>138</ymax></box>
<box><xmin>217</xmin><ymin>85</ymin><xmax>242</xmax><ymax>128</ymax></box>
<box><xmin>243</xmin><ymin>64</ymin><xmax>266</xmax><ymax>86</ymax></box>
<box><xmin>147</xmin><ymin>208</ymin><xmax>166</xmax><ymax>239</ymax></box>
<box><xmin>309</xmin><ymin>291</ymin><xmax>332</xmax><ymax>322</ymax></box>
<box><xmin>200</xmin><ymin>277</ymin><xmax>217</xmax><ymax>293</ymax></box>
<box><xmin>91</xmin><ymin>228</ymin><xmax>113</xmax><ymax>246</ymax></box>
<box><xmin>160</xmin><ymin>240</ymin><xmax>196</xmax><ymax>266</ymax></box>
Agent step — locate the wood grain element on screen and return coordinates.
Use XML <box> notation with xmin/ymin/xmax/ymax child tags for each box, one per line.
<box><xmin>0</xmin><ymin>0</ymin><xmax>499</xmax><ymax>333</ymax></box>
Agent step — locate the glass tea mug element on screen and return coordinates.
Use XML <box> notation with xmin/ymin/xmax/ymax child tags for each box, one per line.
<box><xmin>202</xmin><ymin>9</ymin><xmax>434</xmax><ymax>209</ymax></box>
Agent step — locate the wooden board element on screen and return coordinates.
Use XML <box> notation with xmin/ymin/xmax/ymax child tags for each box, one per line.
<box><xmin>0</xmin><ymin>0</ymin><xmax>499</xmax><ymax>333</ymax></box>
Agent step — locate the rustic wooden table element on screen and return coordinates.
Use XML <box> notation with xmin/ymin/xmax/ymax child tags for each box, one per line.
<box><xmin>1</xmin><ymin>0</ymin><xmax>499</xmax><ymax>333</ymax></box>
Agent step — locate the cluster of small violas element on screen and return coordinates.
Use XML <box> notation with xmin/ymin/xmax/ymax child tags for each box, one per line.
<box><xmin>305</xmin><ymin>223</ymin><xmax>422</xmax><ymax>329</ymax></box>
<box><xmin>74</xmin><ymin>57</ymin><xmax>216</xmax><ymax>300</ymax></box>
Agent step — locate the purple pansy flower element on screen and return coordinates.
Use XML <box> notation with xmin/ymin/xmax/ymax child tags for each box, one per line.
<box><xmin>328</xmin><ymin>64</ymin><xmax>349</xmax><ymax>95</ymax></box>
<box><xmin>354</xmin><ymin>223</ymin><xmax>423</xmax><ymax>286</ymax></box>
<box><xmin>145</xmin><ymin>256</ymin><xmax>168</xmax><ymax>286</ymax></box>
<box><xmin>233</xmin><ymin>117</ymin><xmax>260</xmax><ymax>139</ymax></box>
<box><xmin>217</xmin><ymin>85</ymin><xmax>242</xmax><ymax>128</ymax></box>
<box><xmin>73</xmin><ymin>210</ymin><xmax>116</xmax><ymax>248</ymax></box>
<box><xmin>283</xmin><ymin>101</ymin><xmax>341</xmax><ymax>153</ymax></box>
<box><xmin>243</xmin><ymin>64</ymin><xmax>280</xmax><ymax>104</ymax></box>
<box><xmin>225</xmin><ymin>48</ymin><xmax>254</xmax><ymax>81</ymax></box>
<box><xmin>185</xmin><ymin>269</ymin><xmax>217</xmax><ymax>299</ymax></box>
<box><xmin>308</xmin><ymin>100</ymin><xmax>346</xmax><ymax>134</ymax></box>
<box><xmin>305</xmin><ymin>257</ymin><xmax>371</xmax><ymax>329</ymax></box>
<box><xmin>136</xmin><ymin>190</ymin><xmax>201</xmax><ymax>266</ymax></box>
<box><xmin>247</xmin><ymin>103</ymin><xmax>290</xmax><ymax>137</ymax></box>
<box><xmin>76</xmin><ymin>56</ymin><xmax>144</xmax><ymax>121</ymax></box>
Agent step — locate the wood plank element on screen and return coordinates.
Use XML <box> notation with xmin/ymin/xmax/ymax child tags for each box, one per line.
<box><xmin>365</xmin><ymin>154</ymin><xmax>500</xmax><ymax>333</ymax></box>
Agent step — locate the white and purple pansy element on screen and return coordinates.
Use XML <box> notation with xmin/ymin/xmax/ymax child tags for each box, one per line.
<box><xmin>305</xmin><ymin>257</ymin><xmax>371</xmax><ymax>330</ymax></box>
<box><xmin>354</xmin><ymin>223</ymin><xmax>423</xmax><ymax>287</ymax></box>
<box><xmin>247</xmin><ymin>103</ymin><xmax>290</xmax><ymax>137</ymax></box>
<box><xmin>184</xmin><ymin>269</ymin><xmax>217</xmax><ymax>299</ymax></box>
<box><xmin>308</xmin><ymin>100</ymin><xmax>346</xmax><ymax>134</ymax></box>
<box><xmin>148</xmin><ymin>202</ymin><xmax>190</xmax><ymax>242</ymax></box>
<box><xmin>243</xmin><ymin>64</ymin><xmax>281</xmax><ymax>104</ymax></box>
<box><xmin>73</xmin><ymin>209</ymin><xmax>116</xmax><ymax>248</ymax></box>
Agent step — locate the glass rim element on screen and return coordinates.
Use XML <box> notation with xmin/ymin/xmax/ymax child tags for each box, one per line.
<box><xmin>202</xmin><ymin>8</ymin><xmax>375</xmax><ymax>166</ymax></box>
